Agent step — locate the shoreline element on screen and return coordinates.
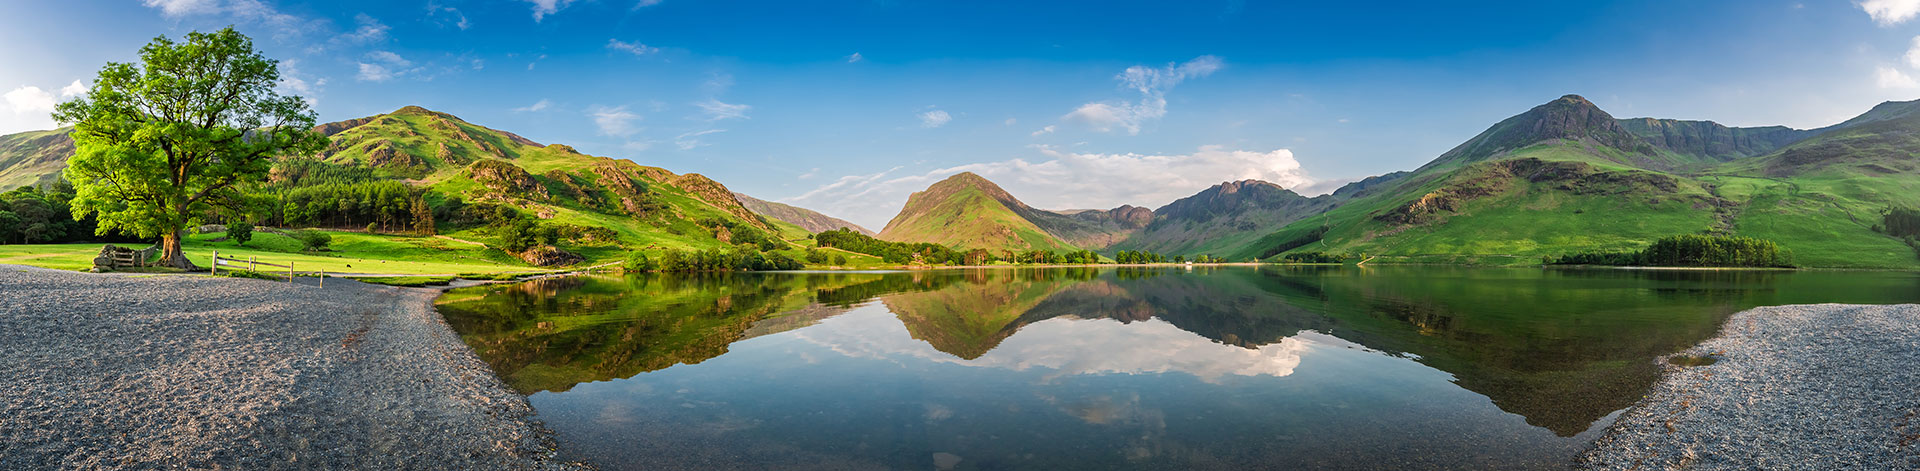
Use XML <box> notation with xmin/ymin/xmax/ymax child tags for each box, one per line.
<box><xmin>1577</xmin><ymin>303</ymin><xmax>1920</xmax><ymax>469</ymax></box>
<box><xmin>0</xmin><ymin>264</ymin><xmax>583</xmax><ymax>470</ymax></box>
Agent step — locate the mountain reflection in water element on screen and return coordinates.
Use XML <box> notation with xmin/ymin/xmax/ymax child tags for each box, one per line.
<box><xmin>435</xmin><ymin>267</ymin><xmax>1920</xmax><ymax>470</ymax></box>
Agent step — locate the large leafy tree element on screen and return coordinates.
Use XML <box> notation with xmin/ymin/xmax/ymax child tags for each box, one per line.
<box><xmin>55</xmin><ymin>27</ymin><xmax>324</xmax><ymax>269</ymax></box>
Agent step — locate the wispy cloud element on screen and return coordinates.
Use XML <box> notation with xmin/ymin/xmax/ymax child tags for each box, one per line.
<box><xmin>1877</xmin><ymin>66</ymin><xmax>1918</xmax><ymax>89</ymax></box>
<box><xmin>1063</xmin><ymin>55</ymin><xmax>1223</xmax><ymax>135</ymax></box>
<box><xmin>142</xmin><ymin>0</ymin><xmax>219</xmax><ymax>17</ymax></box>
<box><xmin>785</xmin><ymin>144</ymin><xmax>1315</xmax><ymax>229</ymax></box>
<box><xmin>335</xmin><ymin>14</ymin><xmax>390</xmax><ymax>45</ymax></box>
<box><xmin>607</xmin><ymin>39</ymin><xmax>659</xmax><ymax>56</ymax></box>
<box><xmin>1031</xmin><ymin>125</ymin><xmax>1056</xmax><ymax>137</ymax></box>
<box><xmin>919</xmin><ymin>109</ymin><xmax>952</xmax><ymax>128</ymax></box>
<box><xmin>1862</xmin><ymin>0</ymin><xmax>1920</xmax><ymax>26</ymax></box>
<box><xmin>355</xmin><ymin>50</ymin><xmax>413</xmax><ymax>82</ymax></box>
<box><xmin>695</xmin><ymin>99</ymin><xmax>750</xmax><ymax>121</ymax></box>
<box><xmin>674</xmin><ymin>129</ymin><xmax>726</xmax><ymax>150</ymax></box>
<box><xmin>522</xmin><ymin>0</ymin><xmax>575</xmax><ymax>21</ymax></box>
<box><xmin>427</xmin><ymin>2</ymin><xmax>470</xmax><ymax>30</ymax></box>
<box><xmin>514</xmin><ymin>99</ymin><xmax>553</xmax><ymax>112</ymax></box>
<box><xmin>589</xmin><ymin>105</ymin><xmax>642</xmax><ymax>137</ymax></box>
<box><xmin>846</xmin><ymin>52</ymin><xmax>864</xmax><ymax>63</ymax></box>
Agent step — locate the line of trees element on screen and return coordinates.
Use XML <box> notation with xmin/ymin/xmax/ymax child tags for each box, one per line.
<box><xmin>1548</xmin><ymin>234</ymin><xmax>1793</xmax><ymax>268</ymax></box>
<box><xmin>276</xmin><ymin>180</ymin><xmax>433</xmax><ymax>234</ymax></box>
<box><xmin>625</xmin><ymin>248</ymin><xmax>802</xmax><ymax>272</ymax></box>
<box><xmin>1113</xmin><ymin>250</ymin><xmax>1168</xmax><ymax>264</ymax></box>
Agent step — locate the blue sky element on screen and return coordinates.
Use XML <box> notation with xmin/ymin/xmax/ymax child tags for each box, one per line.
<box><xmin>3</xmin><ymin>0</ymin><xmax>1919</xmax><ymax>228</ymax></box>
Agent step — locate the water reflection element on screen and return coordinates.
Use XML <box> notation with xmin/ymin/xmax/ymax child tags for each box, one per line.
<box><xmin>435</xmin><ymin>267</ymin><xmax>1920</xmax><ymax>469</ymax></box>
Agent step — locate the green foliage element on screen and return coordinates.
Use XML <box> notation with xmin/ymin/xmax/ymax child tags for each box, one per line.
<box><xmin>651</xmin><ymin>247</ymin><xmax>803</xmax><ymax>272</ymax></box>
<box><xmin>1113</xmin><ymin>250</ymin><xmax>1168</xmax><ymax>264</ymax></box>
<box><xmin>55</xmin><ymin>27</ymin><xmax>325</xmax><ymax>266</ymax></box>
<box><xmin>804</xmin><ymin>248</ymin><xmax>829</xmax><ymax>264</ymax></box>
<box><xmin>0</xmin><ymin>184</ymin><xmax>104</xmax><ymax>244</ymax></box>
<box><xmin>225</xmin><ymin>221</ymin><xmax>253</xmax><ymax>246</ymax></box>
<box><xmin>1258</xmin><ymin>226</ymin><xmax>1328</xmax><ymax>259</ymax></box>
<box><xmin>276</xmin><ymin>180</ymin><xmax>418</xmax><ymax>230</ymax></box>
<box><xmin>833</xmin><ymin>254</ymin><xmax>849</xmax><ymax>266</ymax></box>
<box><xmin>623</xmin><ymin>251</ymin><xmax>656</xmax><ymax>272</ymax></box>
<box><xmin>816</xmin><ymin>228</ymin><xmax>968</xmax><ymax>264</ymax></box>
<box><xmin>294</xmin><ymin>229</ymin><xmax>332</xmax><ymax>252</ymax></box>
<box><xmin>1549</xmin><ymin>234</ymin><xmax>1793</xmax><ymax>267</ymax></box>
<box><xmin>1278</xmin><ymin>252</ymin><xmax>1347</xmax><ymax>264</ymax></box>
<box><xmin>1882</xmin><ymin>206</ymin><xmax>1920</xmax><ymax>238</ymax></box>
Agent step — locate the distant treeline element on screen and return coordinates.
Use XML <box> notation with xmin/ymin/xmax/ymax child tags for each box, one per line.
<box><xmin>814</xmin><ymin>228</ymin><xmax>1101</xmax><ymax>265</ymax></box>
<box><xmin>1878</xmin><ymin>206</ymin><xmax>1920</xmax><ymax>259</ymax></box>
<box><xmin>1549</xmin><ymin>234</ymin><xmax>1793</xmax><ymax>268</ymax></box>
<box><xmin>0</xmin><ymin>181</ymin><xmax>142</xmax><ymax>245</ymax></box>
<box><xmin>626</xmin><ymin>248</ymin><xmax>803</xmax><ymax>272</ymax></box>
<box><xmin>1277</xmin><ymin>252</ymin><xmax>1348</xmax><ymax>264</ymax></box>
<box><xmin>1113</xmin><ymin>250</ymin><xmax>1168</xmax><ymax>264</ymax></box>
<box><xmin>1259</xmin><ymin>226</ymin><xmax>1328</xmax><ymax>260</ymax></box>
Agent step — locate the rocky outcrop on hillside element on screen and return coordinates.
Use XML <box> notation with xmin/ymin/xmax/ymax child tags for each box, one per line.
<box><xmin>468</xmin><ymin>159</ymin><xmax>549</xmax><ymax>200</ymax></box>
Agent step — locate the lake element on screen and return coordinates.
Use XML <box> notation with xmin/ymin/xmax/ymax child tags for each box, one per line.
<box><xmin>434</xmin><ymin>266</ymin><xmax>1920</xmax><ymax>470</ymax></box>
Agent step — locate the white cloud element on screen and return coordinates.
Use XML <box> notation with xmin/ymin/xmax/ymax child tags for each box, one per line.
<box><xmin>1903</xmin><ymin>36</ymin><xmax>1920</xmax><ymax>69</ymax></box>
<box><xmin>275</xmin><ymin>61</ymin><xmax>324</xmax><ymax>104</ymax></box>
<box><xmin>634</xmin><ymin>0</ymin><xmax>663</xmax><ymax>8</ymax></box>
<box><xmin>428</xmin><ymin>2</ymin><xmax>470</xmax><ymax>30</ymax></box>
<box><xmin>1031</xmin><ymin>125</ymin><xmax>1056</xmax><ymax>137</ymax></box>
<box><xmin>793</xmin><ymin>306</ymin><xmax>1314</xmax><ymax>383</ymax></box>
<box><xmin>366</xmin><ymin>50</ymin><xmax>411</xmax><ymax>67</ymax></box>
<box><xmin>356</xmin><ymin>63</ymin><xmax>394</xmax><ymax>82</ymax></box>
<box><xmin>336</xmin><ymin>14</ymin><xmax>390</xmax><ymax>45</ymax></box>
<box><xmin>59</xmin><ymin>80</ymin><xmax>88</xmax><ymax>97</ymax></box>
<box><xmin>607</xmin><ymin>39</ymin><xmax>659</xmax><ymax>56</ymax></box>
<box><xmin>514</xmin><ymin>99</ymin><xmax>553</xmax><ymax>112</ymax></box>
<box><xmin>4</xmin><ymin>86</ymin><xmax>57</xmax><ymax>114</ymax></box>
<box><xmin>674</xmin><ymin>129</ymin><xmax>726</xmax><ymax>150</ymax></box>
<box><xmin>695</xmin><ymin>99</ymin><xmax>750</xmax><ymax>121</ymax></box>
<box><xmin>355</xmin><ymin>51</ymin><xmax>413</xmax><ymax>83</ymax></box>
<box><xmin>590</xmin><ymin>106</ymin><xmax>641</xmax><ymax>137</ymax></box>
<box><xmin>846</xmin><ymin>52</ymin><xmax>864</xmax><ymax>63</ymax></box>
<box><xmin>1862</xmin><ymin>0</ymin><xmax>1920</xmax><ymax>26</ymax></box>
<box><xmin>140</xmin><ymin>0</ymin><xmax>321</xmax><ymax>40</ymax></box>
<box><xmin>1877</xmin><ymin>66</ymin><xmax>1918</xmax><ymax>88</ymax></box>
<box><xmin>0</xmin><ymin>86</ymin><xmax>59</xmax><ymax>134</ymax></box>
<box><xmin>141</xmin><ymin>0</ymin><xmax>219</xmax><ymax>17</ymax></box>
<box><xmin>784</xmin><ymin>144</ymin><xmax>1315</xmax><ymax>229</ymax></box>
<box><xmin>523</xmin><ymin>0</ymin><xmax>575</xmax><ymax>21</ymax></box>
<box><xmin>1063</xmin><ymin>55</ymin><xmax>1222</xmax><ymax>135</ymax></box>
<box><xmin>799</xmin><ymin>168</ymin><xmax>820</xmax><ymax>179</ymax></box>
<box><xmin>919</xmin><ymin>109</ymin><xmax>952</xmax><ymax>128</ymax></box>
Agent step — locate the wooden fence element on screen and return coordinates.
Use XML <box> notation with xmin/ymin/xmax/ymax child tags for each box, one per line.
<box><xmin>210</xmin><ymin>250</ymin><xmax>324</xmax><ymax>287</ymax></box>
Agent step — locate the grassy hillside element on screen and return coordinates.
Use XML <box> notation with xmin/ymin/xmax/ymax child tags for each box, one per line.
<box><xmin>1230</xmin><ymin>96</ymin><xmax>1920</xmax><ymax>269</ymax></box>
<box><xmin>732</xmin><ymin>192</ymin><xmax>873</xmax><ymax>235</ymax></box>
<box><xmin>877</xmin><ymin>172</ymin><xmax>1081</xmax><ymax>253</ymax></box>
<box><xmin>1111</xmin><ymin>180</ymin><xmax>1339</xmax><ymax>257</ymax></box>
<box><xmin>0</xmin><ymin>128</ymin><xmax>73</xmax><ymax>190</ymax></box>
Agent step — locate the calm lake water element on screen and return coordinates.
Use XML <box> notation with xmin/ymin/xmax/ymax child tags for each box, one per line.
<box><xmin>435</xmin><ymin>267</ymin><xmax>1920</xmax><ymax>470</ymax></box>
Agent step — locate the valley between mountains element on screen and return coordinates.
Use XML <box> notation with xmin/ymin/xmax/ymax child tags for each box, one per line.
<box><xmin>3</xmin><ymin>95</ymin><xmax>1916</xmax><ymax>270</ymax></box>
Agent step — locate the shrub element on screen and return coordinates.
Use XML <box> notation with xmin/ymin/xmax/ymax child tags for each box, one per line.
<box><xmin>1549</xmin><ymin>234</ymin><xmax>1792</xmax><ymax>267</ymax></box>
<box><xmin>833</xmin><ymin>254</ymin><xmax>848</xmax><ymax>266</ymax></box>
<box><xmin>624</xmin><ymin>251</ymin><xmax>656</xmax><ymax>272</ymax></box>
<box><xmin>295</xmin><ymin>230</ymin><xmax>332</xmax><ymax>252</ymax></box>
<box><xmin>805</xmin><ymin>249</ymin><xmax>829</xmax><ymax>264</ymax></box>
<box><xmin>226</xmin><ymin>221</ymin><xmax>253</xmax><ymax>246</ymax></box>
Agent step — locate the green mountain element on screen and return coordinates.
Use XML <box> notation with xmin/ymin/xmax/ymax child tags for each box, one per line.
<box><xmin>876</xmin><ymin>172</ymin><xmax>1084</xmax><ymax>253</ymax></box>
<box><xmin>0</xmin><ymin>128</ymin><xmax>74</xmax><ymax>190</ymax></box>
<box><xmin>1229</xmin><ymin>95</ymin><xmax>1920</xmax><ymax>268</ymax></box>
<box><xmin>1110</xmin><ymin>179</ymin><xmax>1341</xmax><ymax>256</ymax></box>
<box><xmin>732</xmin><ymin>192</ymin><xmax>874</xmax><ymax>236</ymax></box>
<box><xmin>0</xmin><ymin>105</ymin><xmax>805</xmax><ymax>263</ymax></box>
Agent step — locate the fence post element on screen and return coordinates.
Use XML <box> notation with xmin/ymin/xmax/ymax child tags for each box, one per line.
<box><xmin>289</xmin><ymin>262</ymin><xmax>294</xmax><ymax>284</ymax></box>
<box><xmin>249</xmin><ymin>256</ymin><xmax>257</xmax><ymax>272</ymax></box>
<box><xmin>319</xmin><ymin>268</ymin><xmax>324</xmax><ymax>288</ymax></box>
<box><xmin>211</xmin><ymin>250</ymin><xmax>218</xmax><ymax>275</ymax></box>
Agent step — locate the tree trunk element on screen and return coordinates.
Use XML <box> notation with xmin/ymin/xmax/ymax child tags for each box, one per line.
<box><xmin>159</xmin><ymin>230</ymin><xmax>198</xmax><ymax>270</ymax></box>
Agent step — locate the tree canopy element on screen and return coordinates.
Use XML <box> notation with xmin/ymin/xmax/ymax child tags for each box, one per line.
<box><xmin>54</xmin><ymin>27</ymin><xmax>324</xmax><ymax>268</ymax></box>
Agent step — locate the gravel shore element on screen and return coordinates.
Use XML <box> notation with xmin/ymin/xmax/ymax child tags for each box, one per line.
<box><xmin>0</xmin><ymin>265</ymin><xmax>583</xmax><ymax>470</ymax></box>
<box><xmin>1579</xmin><ymin>303</ymin><xmax>1920</xmax><ymax>470</ymax></box>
